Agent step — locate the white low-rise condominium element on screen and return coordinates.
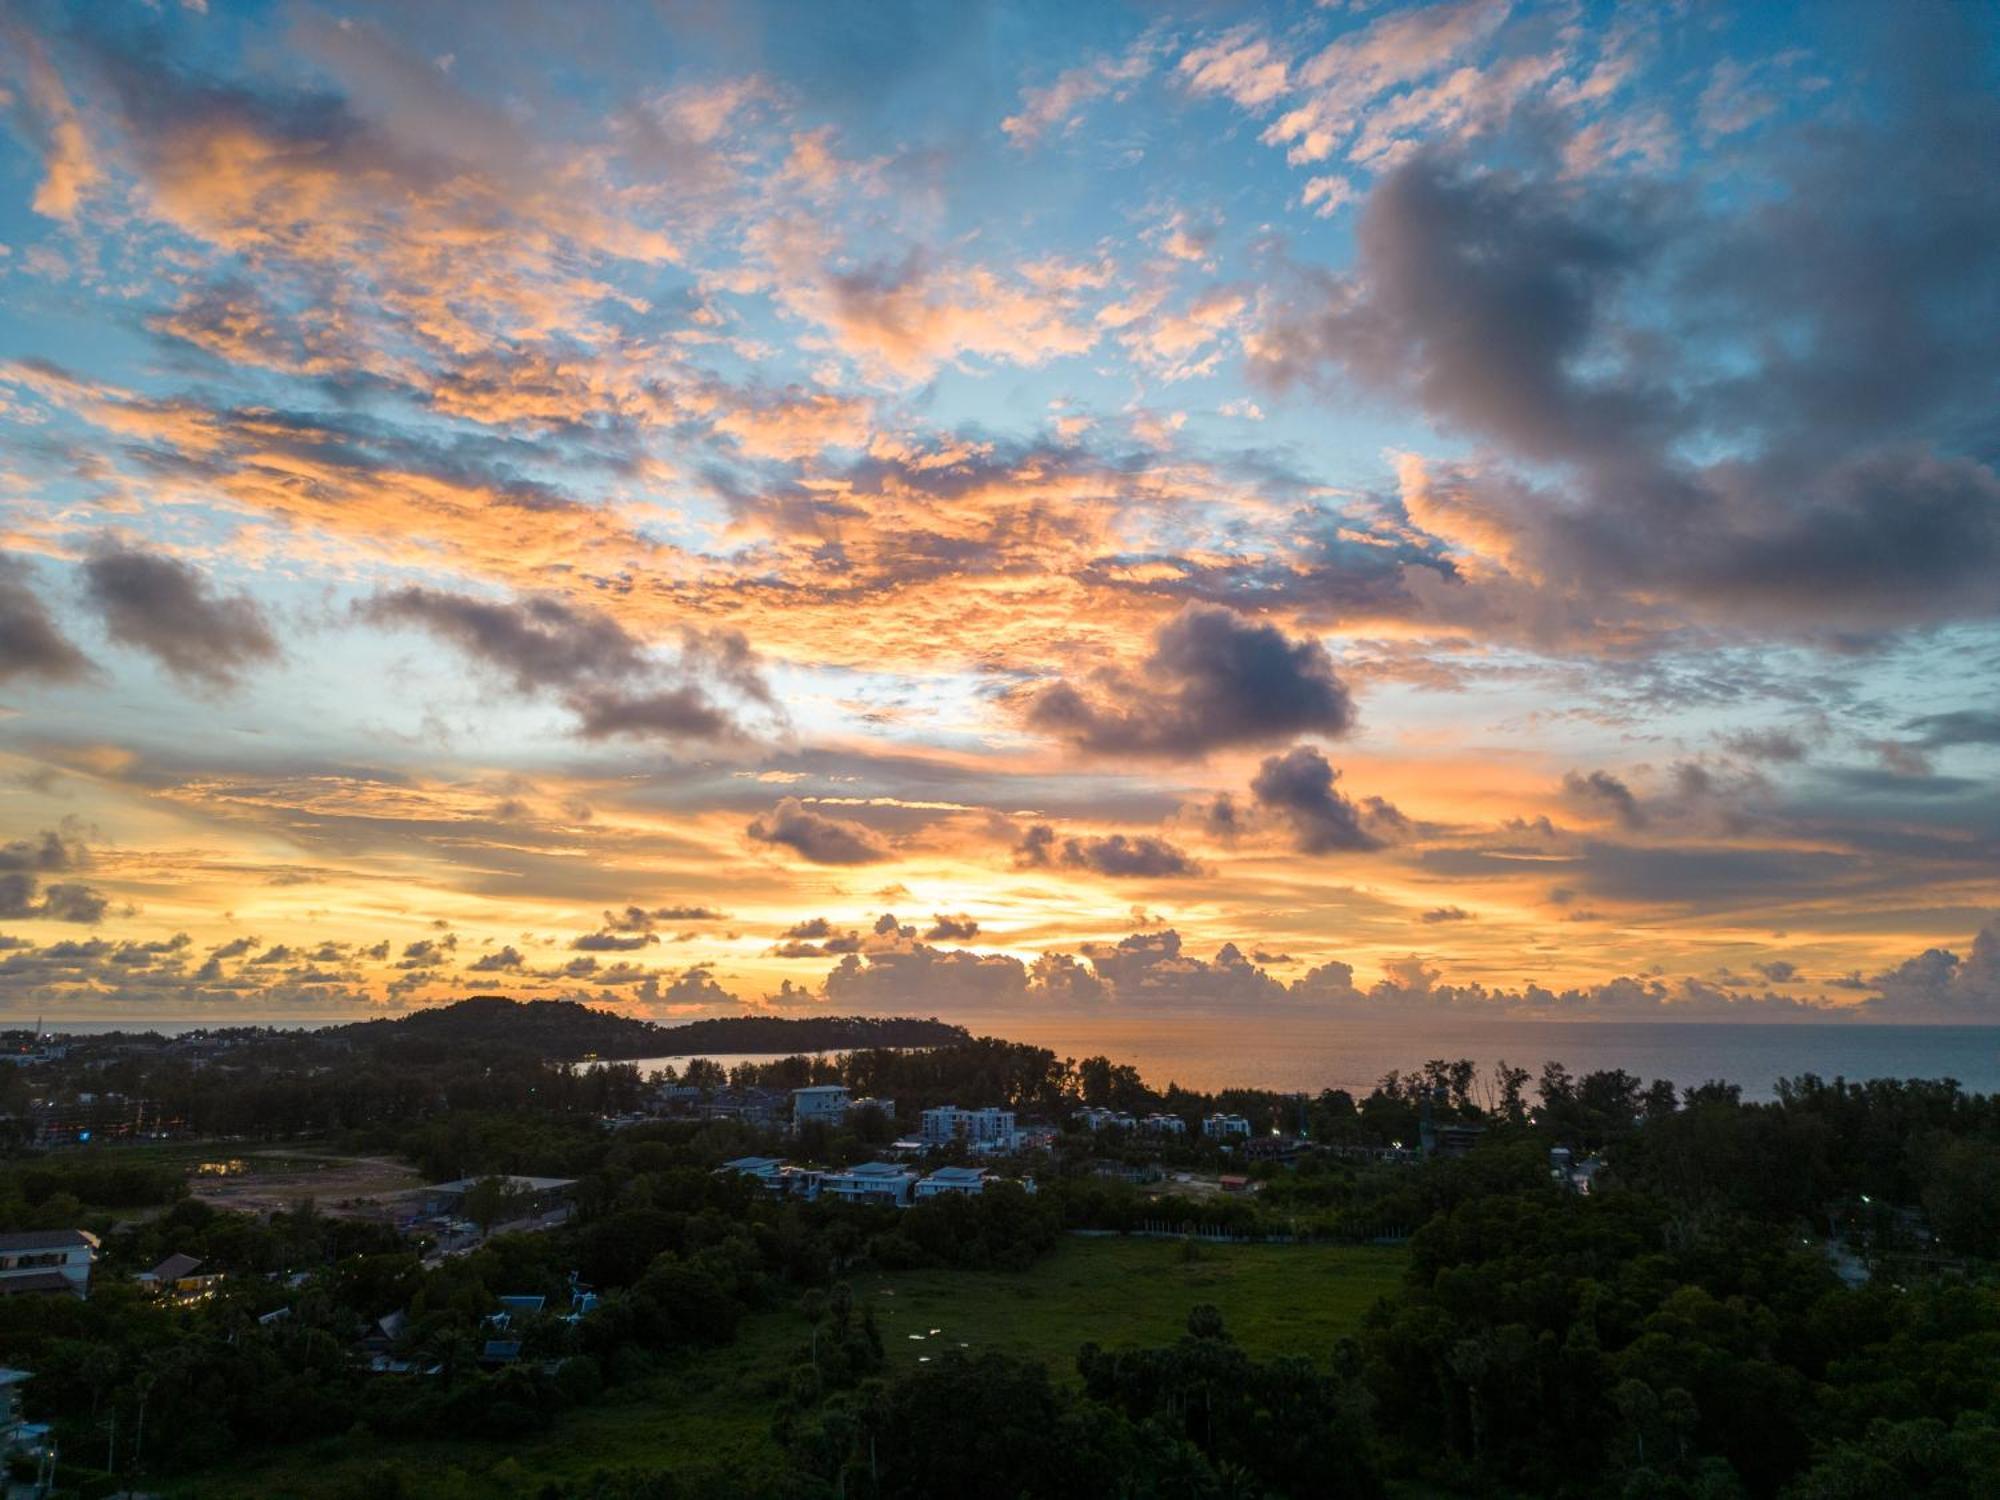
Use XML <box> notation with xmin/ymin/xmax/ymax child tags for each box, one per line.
<box><xmin>920</xmin><ymin>1104</ymin><xmax>1019</xmax><ymax>1152</ymax></box>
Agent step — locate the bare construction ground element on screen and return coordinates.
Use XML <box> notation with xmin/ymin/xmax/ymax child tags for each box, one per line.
<box><xmin>185</xmin><ymin>1149</ymin><xmax>427</xmax><ymax>1220</ymax></box>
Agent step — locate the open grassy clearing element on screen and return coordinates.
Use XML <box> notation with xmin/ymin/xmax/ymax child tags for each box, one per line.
<box><xmin>165</xmin><ymin>1238</ymin><xmax>1407</xmax><ymax>1498</ymax></box>
<box><xmin>860</xmin><ymin>1238</ymin><xmax>1405</xmax><ymax>1376</ymax></box>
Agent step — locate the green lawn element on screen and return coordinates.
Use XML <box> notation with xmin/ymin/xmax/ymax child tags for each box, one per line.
<box><xmin>165</xmin><ymin>1238</ymin><xmax>1406</xmax><ymax>1498</ymax></box>
<box><xmin>860</xmin><ymin>1237</ymin><xmax>1405</xmax><ymax>1377</ymax></box>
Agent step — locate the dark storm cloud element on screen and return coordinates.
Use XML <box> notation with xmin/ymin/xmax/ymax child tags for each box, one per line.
<box><xmin>0</xmin><ymin>554</ymin><xmax>92</xmax><ymax>685</ymax></box>
<box><xmin>1012</xmin><ymin>823</ymin><xmax>1202</xmax><ymax>879</ymax></box>
<box><xmin>1562</xmin><ymin>770</ymin><xmax>1647</xmax><ymax>830</ymax></box>
<box><xmin>772</xmin><ymin>917</ymin><xmax>865</xmax><ymax>956</ymax></box>
<box><xmin>746</xmin><ymin>797</ymin><xmax>890</xmax><ymax>864</ymax></box>
<box><xmin>1722</xmin><ymin>728</ymin><xmax>1810</xmax><ymax>763</ymax></box>
<box><xmin>569</xmin><ymin>684</ymin><xmax>740</xmax><ymax>743</ymax></box>
<box><xmin>1250</xmin><ymin>11</ymin><xmax>2000</xmax><ymax>636</ymax></box>
<box><xmin>1905</xmin><ymin>711</ymin><xmax>2000</xmax><ymax>749</ymax></box>
<box><xmin>603</xmin><ymin>904</ymin><xmax>726</xmax><ymax>933</ymax></box>
<box><xmin>82</xmin><ymin>541</ymin><xmax>279</xmax><ymax>690</ymax></box>
<box><xmin>361</xmin><ymin>589</ymin><xmax>767</xmax><ymax>745</ymax></box>
<box><xmin>1025</xmin><ymin>604</ymin><xmax>1356</xmax><ymax>759</ymax></box>
<box><xmin>1249</xmin><ymin>747</ymin><xmax>1383</xmax><ymax>854</ymax></box>
<box><xmin>571</xmin><ymin>929</ymin><xmax>658</xmax><ymax>952</ymax></box>
<box><xmin>360</xmin><ymin>589</ymin><xmax>647</xmax><ymax>690</ymax></box>
<box><xmin>0</xmin><ymin>873</ymin><xmax>107</xmax><ymax>924</ymax></box>
<box><xmin>0</xmin><ymin>827</ymin><xmax>87</xmax><ymax>873</ymax></box>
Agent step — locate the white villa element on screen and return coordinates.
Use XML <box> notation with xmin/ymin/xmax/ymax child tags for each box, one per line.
<box><xmin>818</xmin><ymin>1160</ymin><xmax>918</xmax><ymax>1207</ymax></box>
<box><xmin>914</xmin><ymin>1165</ymin><xmax>990</xmax><ymax>1199</ymax></box>
<box><xmin>0</xmin><ymin>1229</ymin><xmax>97</xmax><ymax>1298</ymax></box>
<box><xmin>791</xmin><ymin>1084</ymin><xmax>850</xmax><ymax>1126</ymax></box>
<box><xmin>920</xmin><ymin>1104</ymin><xmax>1019</xmax><ymax>1153</ymax></box>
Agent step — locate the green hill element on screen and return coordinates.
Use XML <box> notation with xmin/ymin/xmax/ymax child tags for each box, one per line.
<box><xmin>327</xmin><ymin>995</ymin><xmax>967</xmax><ymax>1060</ymax></box>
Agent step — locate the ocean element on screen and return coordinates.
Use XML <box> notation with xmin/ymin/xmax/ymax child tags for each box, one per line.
<box><xmin>988</xmin><ymin>1016</ymin><xmax>2000</xmax><ymax>1101</ymax></box>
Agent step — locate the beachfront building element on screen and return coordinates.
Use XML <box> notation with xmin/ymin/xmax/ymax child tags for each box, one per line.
<box><xmin>920</xmin><ymin>1104</ymin><xmax>1019</xmax><ymax>1153</ymax></box>
<box><xmin>717</xmin><ymin>1157</ymin><xmax>787</xmax><ymax>1192</ymax></box>
<box><xmin>0</xmin><ymin>1230</ymin><xmax>96</xmax><ymax>1298</ymax></box>
<box><xmin>792</xmin><ymin>1084</ymin><xmax>850</xmax><ymax>1127</ymax></box>
<box><xmin>1072</xmin><ymin>1106</ymin><xmax>1137</xmax><ymax>1132</ymax></box>
<box><xmin>914</xmin><ymin>1166</ymin><xmax>990</xmax><ymax>1199</ymax></box>
<box><xmin>818</xmin><ymin>1160</ymin><xmax>918</xmax><ymax>1207</ymax></box>
<box><xmin>1202</xmin><ymin>1114</ymin><xmax>1253</xmax><ymax>1140</ymax></box>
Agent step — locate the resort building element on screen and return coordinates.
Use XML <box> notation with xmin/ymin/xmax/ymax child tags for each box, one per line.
<box><xmin>818</xmin><ymin>1160</ymin><xmax>918</xmax><ymax>1207</ymax></box>
<box><xmin>0</xmin><ymin>1230</ymin><xmax>96</xmax><ymax>1298</ymax></box>
<box><xmin>791</xmin><ymin>1084</ymin><xmax>850</xmax><ymax>1127</ymax></box>
<box><xmin>920</xmin><ymin>1104</ymin><xmax>1020</xmax><ymax>1152</ymax></box>
<box><xmin>914</xmin><ymin>1165</ymin><xmax>990</xmax><ymax>1199</ymax></box>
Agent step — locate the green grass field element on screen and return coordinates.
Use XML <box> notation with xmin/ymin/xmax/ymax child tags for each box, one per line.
<box><xmin>165</xmin><ymin>1238</ymin><xmax>1406</xmax><ymax>1499</ymax></box>
<box><xmin>861</xmin><ymin>1237</ymin><xmax>1405</xmax><ymax>1375</ymax></box>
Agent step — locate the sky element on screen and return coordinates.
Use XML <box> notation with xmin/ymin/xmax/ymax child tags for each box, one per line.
<box><xmin>0</xmin><ymin>0</ymin><xmax>1995</xmax><ymax>1027</ymax></box>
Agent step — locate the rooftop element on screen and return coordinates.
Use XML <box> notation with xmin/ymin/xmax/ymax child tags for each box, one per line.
<box><xmin>924</xmin><ymin>1166</ymin><xmax>987</xmax><ymax>1184</ymax></box>
<box><xmin>0</xmin><ymin>1228</ymin><xmax>98</xmax><ymax>1251</ymax></box>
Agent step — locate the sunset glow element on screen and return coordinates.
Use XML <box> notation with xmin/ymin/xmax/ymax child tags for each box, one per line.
<box><xmin>0</xmin><ymin>0</ymin><xmax>1995</xmax><ymax>1024</ymax></box>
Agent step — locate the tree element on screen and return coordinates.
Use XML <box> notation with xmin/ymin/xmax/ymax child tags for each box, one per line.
<box><xmin>460</xmin><ymin>1176</ymin><xmax>525</xmax><ymax>1236</ymax></box>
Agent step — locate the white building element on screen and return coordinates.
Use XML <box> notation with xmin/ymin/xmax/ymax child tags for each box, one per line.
<box><xmin>914</xmin><ymin>1166</ymin><xmax>989</xmax><ymax>1199</ymax></box>
<box><xmin>1072</xmin><ymin>1106</ymin><xmax>1137</xmax><ymax>1132</ymax></box>
<box><xmin>0</xmin><ymin>1229</ymin><xmax>97</xmax><ymax>1298</ymax></box>
<box><xmin>818</xmin><ymin>1160</ymin><xmax>917</xmax><ymax>1207</ymax></box>
<box><xmin>1202</xmin><ymin>1113</ymin><xmax>1252</xmax><ymax>1140</ymax></box>
<box><xmin>1140</xmin><ymin>1113</ymin><xmax>1188</xmax><ymax>1136</ymax></box>
<box><xmin>921</xmin><ymin>1104</ymin><xmax>1019</xmax><ymax>1153</ymax></box>
<box><xmin>717</xmin><ymin>1156</ymin><xmax>787</xmax><ymax>1191</ymax></box>
<box><xmin>848</xmin><ymin>1095</ymin><xmax>896</xmax><ymax>1121</ymax></box>
<box><xmin>792</xmin><ymin>1085</ymin><xmax>850</xmax><ymax>1126</ymax></box>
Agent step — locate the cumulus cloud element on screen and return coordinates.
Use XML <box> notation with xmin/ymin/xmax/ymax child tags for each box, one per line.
<box><xmin>1079</xmin><ymin>929</ymin><xmax>1287</xmax><ymax>1008</ymax></box>
<box><xmin>1026</xmin><ymin>604</ymin><xmax>1356</xmax><ymax>759</ymax></box>
<box><xmin>82</xmin><ymin>542</ymin><xmax>279</xmax><ymax>690</ymax></box>
<box><xmin>825</xmin><ymin>942</ymin><xmax>1030</xmax><ymax>1010</ymax></box>
<box><xmin>1250</xmin><ymin>746</ymin><xmax>1384</xmax><ymax>854</ymax></box>
<box><xmin>1864</xmin><ymin>920</ymin><xmax>2000</xmax><ymax>1020</ymax></box>
<box><xmin>746</xmin><ymin>797</ymin><xmax>889</xmax><ymax>864</ymax></box>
